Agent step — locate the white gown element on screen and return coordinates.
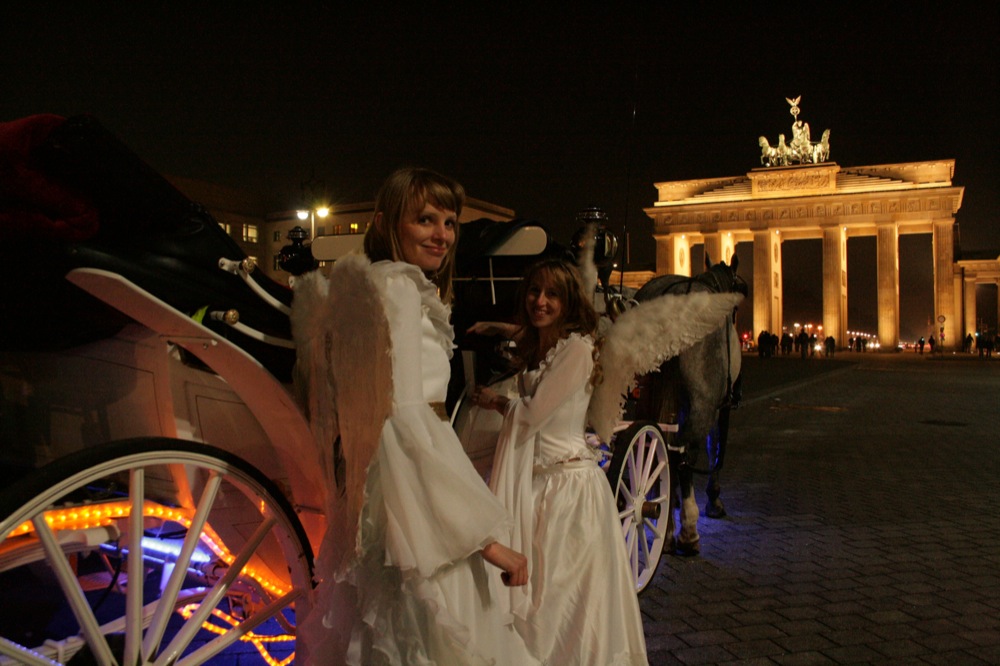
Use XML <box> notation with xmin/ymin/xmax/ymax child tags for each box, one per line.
<box><xmin>490</xmin><ymin>334</ymin><xmax>648</xmax><ymax>665</ymax></box>
<box><xmin>295</xmin><ymin>257</ymin><xmax>533</xmax><ymax>665</ymax></box>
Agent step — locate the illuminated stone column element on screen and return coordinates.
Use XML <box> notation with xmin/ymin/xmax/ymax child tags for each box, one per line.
<box><xmin>702</xmin><ymin>231</ymin><xmax>738</xmax><ymax>269</ymax></box>
<box><xmin>876</xmin><ymin>223</ymin><xmax>900</xmax><ymax>350</ymax></box>
<box><xmin>720</xmin><ymin>231</ymin><xmax>737</xmax><ymax>265</ymax></box>
<box><xmin>655</xmin><ymin>235</ymin><xmax>670</xmax><ymax>274</ymax></box>
<box><xmin>655</xmin><ymin>234</ymin><xmax>692</xmax><ymax>277</ymax></box>
<box><xmin>753</xmin><ymin>229</ymin><xmax>783</xmax><ymax>337</ymax></box>
<box><xmin>656</xmin><ymin>234</ymin><xmax>691</xmax><ymax>275</ymax></box>
<box><xmin>703</xmin><ymin>231</ymin><xmax>737</xmax><ymax>265</ymax></box>
<box><xmin>822</xmin><ymin>225</ymin><xmax>848</xmax><ymax>349</ymax></box>
<box><xmin>963</xmin><ymin>275</ymin><xmax>977</xmax><ymax>338</ymax></box>
<box><xmin>703</xmin><ymin>234</ymin><xmax>721</xmax><ymax>270</ymax></box>
<box><xmin>932</xmin><ymin>220</ymin><xmax>958</xmax><ymax>349</ymax></box>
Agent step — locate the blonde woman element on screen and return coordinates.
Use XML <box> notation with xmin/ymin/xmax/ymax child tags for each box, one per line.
<box><xmin>294</xmin><ymin>168</ymin><xmax>531</xmax><ymax>665</ymax></box>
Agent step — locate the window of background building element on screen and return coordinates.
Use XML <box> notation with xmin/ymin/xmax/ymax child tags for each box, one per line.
<box><xmin>273</xmin><ymin>230</ymin><xmax>282</xmax><ymax>242</ymax></box>
<box><xmin>243</xmin><ymin>224</ymin><xmax>258</xmax><ymax>243</ymax></box>
<box><xmin>350</xmin><ymin>222</ymin><xmax>360</xmax><ymax>233</ymax></box>
<box><xmin>273</xmin><ymin>254</ymin><xmax>281</xmax><ymax>271</ymax></box>
<box><xmin>219</xmin><ymin>222</ymin><xmax>232</xmax><ymax>234</ymax></box>
<box><xmin>316</xmin><ymin>226</ymin><xmax>326</xmax><ymax>236</ymax></box>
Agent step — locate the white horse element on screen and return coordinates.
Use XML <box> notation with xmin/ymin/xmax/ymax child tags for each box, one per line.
<box><xmin>631</xmin><ymin>255</ymin><xmax>746</xmax><ymax>555</ymax></box>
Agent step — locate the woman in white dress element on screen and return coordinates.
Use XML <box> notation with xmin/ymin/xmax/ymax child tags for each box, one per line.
<box><xmin>470</xmin><ymin>258</ymin><xmax>648</xmax><ymax>665</ymax></box>
<box><xmin>292</xmin><ymin>168</ymin><xmax>531</xmax><ymax>665</ymax></box>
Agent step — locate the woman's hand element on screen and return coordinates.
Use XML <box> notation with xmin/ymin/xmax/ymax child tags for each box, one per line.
<box><xmin>481</xmin><ymin>542</ymin><xmax>528</xmax><ymax>587</ymax></box>
<box><xmin>470</xmin><ymin>386</ymin><xmax>508</xmax><ymax>413</ymax></box>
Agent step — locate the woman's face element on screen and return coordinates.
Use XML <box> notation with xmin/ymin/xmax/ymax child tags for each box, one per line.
<box><xmin>398</xmin><ymin>200</ymin><xmax>456</xmax><ymax>272</ymax></box>
<box><xmin>525</xmin><ymin>272</ymin><xmax>563</xmax><ymax>333</ymax></box>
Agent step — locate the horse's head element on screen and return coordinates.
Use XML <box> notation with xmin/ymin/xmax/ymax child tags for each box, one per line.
<box><xmin>702</xmin><ymin>254</ymin><xmax>748</xmax><ymax>297</ymax></box>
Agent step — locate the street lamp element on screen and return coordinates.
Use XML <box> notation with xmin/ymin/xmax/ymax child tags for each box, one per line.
<box><xmin>295</xmin><ymin>206</ymin><xmax>330</xmax><ymax>240</ymax></box>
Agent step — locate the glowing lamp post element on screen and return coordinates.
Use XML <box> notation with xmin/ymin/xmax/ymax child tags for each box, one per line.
<box><xmin>296</xmin><ymin>206</ymin><xmax>330</xmax><ymax>240</ymax></box>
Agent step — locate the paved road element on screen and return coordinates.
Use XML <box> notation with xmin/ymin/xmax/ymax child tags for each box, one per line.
<box><xmin>638</xmin><ymin>351</ymin><xmax>1000</xmax><ymax>665</ymax></box>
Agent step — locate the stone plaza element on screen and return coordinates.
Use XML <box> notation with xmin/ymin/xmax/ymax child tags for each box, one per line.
<box><xmin>637</xmin><ymin>351</ymin><xmax>1000</xmax><ymax>665</ymax></box>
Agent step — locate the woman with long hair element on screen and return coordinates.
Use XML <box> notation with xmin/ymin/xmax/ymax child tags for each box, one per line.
<box><xmin>294</xmin><ymin>167</ymin><xmax>531</xmax><ymax>665</ymax></box>
<box><xmin>470</xmin><ymin>258</ymin><xmax>648</xmax><ymax>665</ymax></box>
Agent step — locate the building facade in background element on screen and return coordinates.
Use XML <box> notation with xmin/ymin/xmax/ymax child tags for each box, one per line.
<box><xmin>168</xmin><ymin>175</ymin><xmax>514</xmax><ymax>284</ymax></box>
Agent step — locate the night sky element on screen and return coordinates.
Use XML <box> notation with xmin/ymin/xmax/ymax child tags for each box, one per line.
<box><xmin>3</xmin><ymin>3</ymin><xmax>997</xmax><ymax>339</ymax></box>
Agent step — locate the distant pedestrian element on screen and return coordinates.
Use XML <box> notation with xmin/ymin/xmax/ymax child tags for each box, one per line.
<box><xmin>757</xmin><ymin>330</ymin><xmax>769</xmax><ymax>358</ymax></box>
<box><xmin>928</xmin><ymin>335</ymin><xmax>936</xmax><ymax>354</ymax></box>
<box><xmin>825</xmin><ymin>335</ymin><xmax>836</xmax><ymax>357</ymax></box>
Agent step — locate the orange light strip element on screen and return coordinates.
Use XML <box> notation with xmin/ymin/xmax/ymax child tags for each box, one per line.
<box><xmin>178</xmin><ymin>604</ymin><xmax>295</xmax><ymax>666</ymax></box>
<box><xmin>7</xmin><ymin>500</ymin><xmax>288</xmax><ymax>596</ymax></box>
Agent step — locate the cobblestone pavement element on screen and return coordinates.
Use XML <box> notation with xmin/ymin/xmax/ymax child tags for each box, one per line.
<box><xmin>637</xmin><ymin>352</ymin><xmax>1000</xmax><ymax>665</ymax></box>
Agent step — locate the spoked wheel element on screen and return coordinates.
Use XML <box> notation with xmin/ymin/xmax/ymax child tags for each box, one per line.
<box><xmin>606</xmin><ymin>421</ymin><xmax>670</xmax><ymax>594</ymax></box>
<box><xmin>0</xmin><ymin>438</ymin><xmax>313</xmax><ymax>666</ymax></box>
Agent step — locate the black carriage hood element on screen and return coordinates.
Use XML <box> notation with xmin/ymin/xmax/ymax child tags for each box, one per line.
<box><xmin>0</xmin><ymin>114</ymin><xmax>294</xmax><ymax>380</ymax></box>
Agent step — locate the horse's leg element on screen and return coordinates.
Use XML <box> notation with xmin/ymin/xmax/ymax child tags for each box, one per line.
<box><xmin>704</xmin><ymin>405</ymin><xmax>730</xmax><ymax>518</ymax></box>
<box><xmin>666</xmin><ymin>449</ymin><xmax>681</xmax><ymax>554</ymax></box>
<box><xmin>676</xmin><ymin>460</ymin><xmax>700</xmax><ymax>555</ymax></box>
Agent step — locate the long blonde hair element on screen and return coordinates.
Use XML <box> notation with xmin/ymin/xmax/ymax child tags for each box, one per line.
<box><xmin>363</xmin><ymin>167</ymin><xmax>465</xmax><ymax>303</ymax></box>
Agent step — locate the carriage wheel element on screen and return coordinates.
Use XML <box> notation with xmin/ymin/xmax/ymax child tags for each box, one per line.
<box><xmin>606</xmin><ymin>421</ymin><xmax>670</xmax><ymax>594</ymax></box>
<box><xmin>0</xmin><ymin>437</ymin><xmax>313</xmax><ymax>666</ymax></box>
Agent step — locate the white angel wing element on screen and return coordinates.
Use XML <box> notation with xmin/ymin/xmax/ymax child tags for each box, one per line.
<box><xmin>587</xmin><ymin>290</ymin><xmax>744</xmax><ymax>444</ymax></box>
<box><xmin>290</xmin><ymin>269</ymin><xmax>337</xmax><ymax>474</ymax></box>
<box><xmin>291</xmin><ymin>255</ymin><xmax>394</xmax><ymax>569</ymax></box>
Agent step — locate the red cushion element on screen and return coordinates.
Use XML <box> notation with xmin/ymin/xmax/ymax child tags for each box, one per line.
<box><xmin>0</xmin><ymin>114</ymin><xmax>100</xmax><ymax>243</ymax></box>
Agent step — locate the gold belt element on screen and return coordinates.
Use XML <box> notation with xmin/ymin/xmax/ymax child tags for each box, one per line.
<box><xmin>429</xmin><ymin>401</ymin><xmax>448</xmax><ymax>421</ymax></box>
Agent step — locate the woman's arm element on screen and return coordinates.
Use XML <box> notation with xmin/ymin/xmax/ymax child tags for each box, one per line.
<box><xmin>467</xmin><ymin>320</ymin><xmax>521</xmax><ymax>340</ymax></box>
<box><xmin>513</xmin><ymin>337</ymin><xmax>593</xmax><ymax>424</ymax></box>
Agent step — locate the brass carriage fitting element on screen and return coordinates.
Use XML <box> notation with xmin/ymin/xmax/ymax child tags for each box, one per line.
<box><xmin>210</xmin><ymin>309</ymin><xmax>240</xmax><ymax>325</ymax></box>
<box><xmin>240</xmin><ymin>257</ymin><xmax>256</xmax><ymax>273</ymax></box>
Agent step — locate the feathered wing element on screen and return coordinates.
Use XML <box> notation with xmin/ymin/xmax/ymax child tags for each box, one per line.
<box><xmin>587</xmin><ymin>291</ymin><xmax>744</xmax><ymax>444</ymax></box>
<box><xmin>291</xmin><ymin>255</ymin><xmax>394</xmax><ymax>571</ymax></box>
<box><xmin>290</xmin><ymin>270</ymin><xmax>337</xmax><ymax>486</ymax></box>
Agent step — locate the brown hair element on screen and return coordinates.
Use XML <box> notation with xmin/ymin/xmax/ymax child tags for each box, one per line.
<box><xmin>363</xmin><ymin>167</ymin><xmax>465</xmax><ymax>303</ymax></box>
<box><xmin>513</xmin><ymin>258</ymin><xmax>599</xmax><ymax>370</ymax></box>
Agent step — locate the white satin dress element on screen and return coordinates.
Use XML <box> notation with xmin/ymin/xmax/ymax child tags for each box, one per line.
<box><xmin>490</xmin><ymin>334</ymin><xmax>648</xmax><ymax>665</ymax></box>
<box><xmin>299</xmin><ymin>259</ymin><xmax>534</xmax><ymax>665</ymax></box>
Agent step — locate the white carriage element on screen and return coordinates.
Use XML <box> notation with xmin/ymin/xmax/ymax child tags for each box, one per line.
<box><xmin>0</xmin><ymin>115</ymin><xmax>673</xmax><ymax>665</ymax></box>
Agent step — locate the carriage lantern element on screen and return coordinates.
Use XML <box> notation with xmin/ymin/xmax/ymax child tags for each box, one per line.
<box><xmin>571</xmin><ymin>207</ymin><xmax>619</xmax><ymax>271</ymax></box>
<box><xmin>278</xmin><ymin>225</ymin><xmax>318</xmax><ymax>275</ymax></box>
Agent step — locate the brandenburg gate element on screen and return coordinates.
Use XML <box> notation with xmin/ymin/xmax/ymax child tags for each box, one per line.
<box><xmin>643</xmin><ymin>98</ymin><xmax>966</xmax><ymax>350</ymax></box>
